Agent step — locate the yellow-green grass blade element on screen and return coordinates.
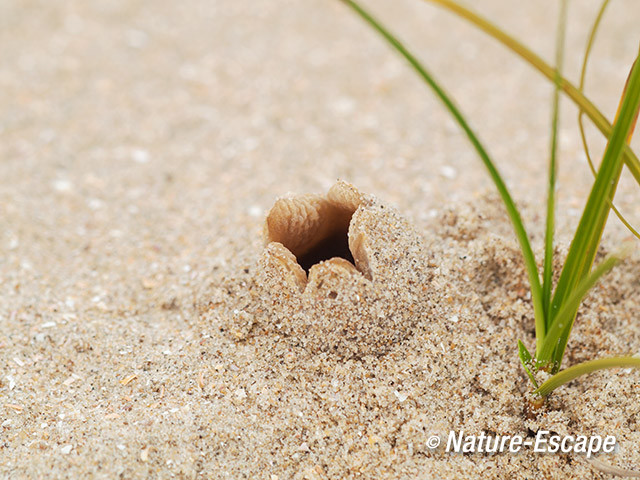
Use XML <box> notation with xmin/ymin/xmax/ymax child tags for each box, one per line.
<box><xmin>534</xmin><ymin>356</ymin><xmax>640</xmax><ymax>397</ymax></box>
<box><xmin>549</xmin><ymin>56</ymin><xmax>640</xmax><ymax>370</ymax></box>
<box><xmin>422</xmin><ymin>0</ymin><xmax>640</xmax><ymax>188</ymax></box>
<box><xmin>541</xmin><ymin>0</ymin><xmax>567</xmax><ymax>337</ymax></box>
<box><xmin>340</xmin><ymin>0</ymin><xmax>545</xmax><ymax>337</ymax></box>
<box><xmin>537</xmin><ymin>253</ymin><xmax>622</xmax><ymax>367</ymax></box>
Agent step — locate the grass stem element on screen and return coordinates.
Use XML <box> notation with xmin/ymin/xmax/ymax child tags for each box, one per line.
<box><xmin>422</xmin><ymin>0</ymin><xmax>640</xmax><ymax>187</ymax></box>
<box><xmin>548</xmin><ymin>54</ymin><xmax>640</xmax><ymax>371</ymax></box>
<box><xmin>576</xmin><ymin>0</ymin><xmax>640</xmax><ymax>240</ymax></box>
<box><xmin>534</xmin><ymin>356</ymin><xmax>640</xmax><ymax>397</ymax></box>
<box><xmin>541</xmin><ymin>0</ymin><xmax>567</xmax><ymax>340</ymax></box>
<box><xmin>339</xmin><ymin>0</ymin><xmax>546</xmax><ymax>335</ymax></box>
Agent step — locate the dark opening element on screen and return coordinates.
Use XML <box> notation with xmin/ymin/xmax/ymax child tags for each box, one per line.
<box><xmin>297</xmin><ymin>229</ymin><xmax>354</xmax><ymax>273</ymax></box>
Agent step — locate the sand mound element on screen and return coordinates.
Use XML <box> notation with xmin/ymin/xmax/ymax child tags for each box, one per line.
<box><xmin>196</xmin><ymin>192</ymin><xmax>640</xmax><ymax>479</ymax></box>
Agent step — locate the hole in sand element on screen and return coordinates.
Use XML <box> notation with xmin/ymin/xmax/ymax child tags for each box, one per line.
<box><xmin>298</xmin><ymin>229</ymin><xmax>355</xmax><ymax>273</ymax></box>
<box><xmin>264</xmin><ymin>182</ymin><xmax>366</xmax><ymax>279</ymax></box>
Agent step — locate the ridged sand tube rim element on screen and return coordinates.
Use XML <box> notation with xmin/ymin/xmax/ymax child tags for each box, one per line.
<box><xmin>255</xmin><ymin>180</ymin><xmax>428</xmax><ymax>358</ymax></box>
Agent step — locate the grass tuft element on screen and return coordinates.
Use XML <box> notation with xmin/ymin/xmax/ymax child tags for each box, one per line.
<box><xmin>341</xmin><ymin>0</ymin><xmax>640</xmax><ymax>398</ymax></box>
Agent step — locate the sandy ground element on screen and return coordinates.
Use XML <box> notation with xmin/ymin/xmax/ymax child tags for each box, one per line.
<box><xmin>2</xmin><ymin>0</ymin><xmax>640</xmax><ymax>478</ymax></box>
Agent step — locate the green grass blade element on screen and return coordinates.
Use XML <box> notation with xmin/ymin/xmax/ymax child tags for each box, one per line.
<box><xmin>518</xmin><ymin>340</ymin><xmax>539</xmax><ymax>388</ymax></box>
<box><xmin>537</xmin><ymin>253</ymin><xmax>623</xmax><ymax>367</ymax></box>
<box><xmin>339</xmin><ymin>0</ymin><xmax>546</xmax><ymax>337</ymax></box>
<box><xmin>422</xmin><ymin>0</ymin><xmax>640</xmax><ymax>188</ymax></box>
<box><xmin>542</xmin><ymin>0</ymin><xmax>567</xmax><ymax>334</ymax></box>
<box><xmin>534</xmin><ymin>356</ymin><xmax>640</xmax><ymax>397</ymax></box>
<box><xmin>549</xmin><ymin>56</ymin><xmax>640</xmax><ymax>368</ymax></box>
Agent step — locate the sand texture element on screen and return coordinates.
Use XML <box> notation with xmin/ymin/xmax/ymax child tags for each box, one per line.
<box><xmin>2</xmin><ymin>0</ymin><xmax>640</xmax><ymax>478</ymax></box>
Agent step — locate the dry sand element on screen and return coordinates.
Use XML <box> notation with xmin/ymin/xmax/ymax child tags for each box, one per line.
<box><xmin>2</xmin><ymin>0</ymin><xmax>640</xmax><ymax>478</ymax></box>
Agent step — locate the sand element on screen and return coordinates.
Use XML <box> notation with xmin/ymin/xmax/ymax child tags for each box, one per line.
<box><xmin>2</xmin><ymin>0</ymin><xmax>640</xmax><ymax>478</ymax></box>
